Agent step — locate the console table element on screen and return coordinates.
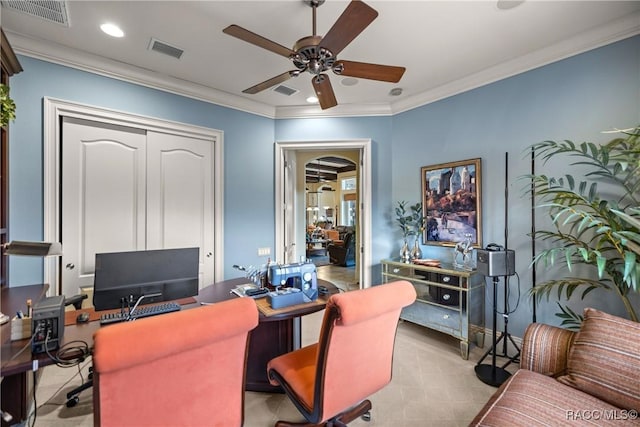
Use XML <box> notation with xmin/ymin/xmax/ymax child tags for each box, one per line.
<box><xmin>381</xmin><ymin>259</ymin><xmax>485</xmax><ymax>359</ymax></box>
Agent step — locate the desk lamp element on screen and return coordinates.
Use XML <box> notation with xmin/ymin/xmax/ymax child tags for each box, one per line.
<box><xmin>0</xmin><ymin>241</ymin><xmax>62</xmax><ymax>324</ymax></box>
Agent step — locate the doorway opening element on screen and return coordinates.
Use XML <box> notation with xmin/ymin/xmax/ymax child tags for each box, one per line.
<box><xmin>305</xmin><ymin>156</ymin><xmax>357</xmax><ymax>288</ymax></box>
<box><xmin>275</xmin><ymin>139</ymin><xmax>372</xmax><ymax>290</ymax></box>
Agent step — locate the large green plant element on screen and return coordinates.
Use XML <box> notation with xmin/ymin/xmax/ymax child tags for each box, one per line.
<box><xmin>528</xmin><ymin>126</ymin><xmax>640</xmax><ymax>328</ymax></box>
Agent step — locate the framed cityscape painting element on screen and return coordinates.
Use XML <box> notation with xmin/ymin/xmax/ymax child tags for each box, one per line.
<box><xmin>421</xmin><ymin>158</ymin><xmax>482</xmax><ymax>247</ymax></box>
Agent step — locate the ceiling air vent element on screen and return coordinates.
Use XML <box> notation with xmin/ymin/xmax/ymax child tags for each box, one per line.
<box><xmin>273</xmin><ymin>85</ymin><xmax>298</xmax><ymax>96</ymax></box>
<box><xmin>148</xmin><ymin>38</ymin><xmax>184</xmax><ymax>60</ymax></box>
<box><xmin>1</xmin><ymin>0</ymin><xmax>69</xmax><ymax>26</ymax></box>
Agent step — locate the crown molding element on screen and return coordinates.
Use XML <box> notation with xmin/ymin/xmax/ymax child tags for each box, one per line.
<box><xmin>6</xmin><ymin>10</ymin><xmax>639</xmax><ymax>120</ymax></box>
<box><xmin>390</xmin><ymin>11</ymin><xmax>640</xmax><ymax>115</ymax></box>
<box><xmin>5</xmin><ymin>30</ymin><xmax>277</xmax><ymax>119</ymax></box>
<box><xmin>275</xmin><ymin>102</ymin><xmax>393</xmax><ymax>119</ymax></box>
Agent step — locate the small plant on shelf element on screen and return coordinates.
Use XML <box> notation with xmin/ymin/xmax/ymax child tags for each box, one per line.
<box><xmin>0</xmin><ymin>83</ymin><xmax>16</xmax><ymax>128</ymax></box>
<box><xmin>395</xmin><ymin>201</ymin><xmax>425</xmax><ymax>261</ymax></box>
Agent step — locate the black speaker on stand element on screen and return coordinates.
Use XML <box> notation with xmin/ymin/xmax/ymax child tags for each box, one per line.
<box><xmin>475</xmin><ymin>246</ymin><xmax>518</xmax><ymax>387</ymax></box>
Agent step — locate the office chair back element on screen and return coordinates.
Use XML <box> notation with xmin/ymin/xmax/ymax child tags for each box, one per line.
<box><xmin>268</xmin><ymin>280</ymin><xmax>416</xmax><ymax>425</ymax></box>
<box><xmin>92</xmin><ymin>297</ymin><xmax>258</xmax><ymax>427</ymax></box>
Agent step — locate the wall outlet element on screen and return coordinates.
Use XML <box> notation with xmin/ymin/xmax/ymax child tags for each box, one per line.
<box><xmin>258</xmin><ymin>247</ymin><xmax>271</xmax><ymax>256</ymax></box>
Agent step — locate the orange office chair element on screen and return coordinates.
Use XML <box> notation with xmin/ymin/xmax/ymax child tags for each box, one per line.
<box><xmin>92</xmin><ymin>297</ymin><xmax>258</xmax><ymax>427</ymax></box>
<box><xmin>267</xmin><ymin>280</ymin><xmax>416</xmax><ymax>426</ymax></box>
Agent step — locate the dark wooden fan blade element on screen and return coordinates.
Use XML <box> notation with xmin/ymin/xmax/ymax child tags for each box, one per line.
<box><xmin>319</xmin><ymin>1</ymin><xmax>378</xmax><ymax>57</ymax></box>
<box><xmin>243</xmin><ymin>71</ymin><xmax>295</xmax><ymax>94</ymax></box>
<box><xmin>336</xmin><ymin>60</ymin><xmax>405</xmax><ymax>83</ymax></box>
<box><xmin>312</xmin><ymin>74</ymin><xmax>337</xmax><ymax>110</ymax></box>
<box><xmin>223</xmin><ymin>25</ymin><xmax>296</xmax><ymax>58</ymax></box>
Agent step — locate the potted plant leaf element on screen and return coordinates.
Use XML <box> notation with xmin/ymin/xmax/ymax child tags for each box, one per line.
<box><xmin>0</xmin><ymin>83</ymin><xmax>16</xmax><ymax>128</ymax></box>
<box><xmin>395</xmin><ymin>201</ymin><xmax>425</xmax><ymax>262</ymax></box>
<box><xmin>395</xmin><ymin>201</ymin><xmax>413</xmax><ymax>262</ymax></box>
<box><xmin>527</xmin><ymin>125</ymin><xmax>640</xmax><ymax>328</ymax></box>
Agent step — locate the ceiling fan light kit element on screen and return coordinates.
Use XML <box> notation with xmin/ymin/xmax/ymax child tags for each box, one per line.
<box><xmin>223</xmin><ymin>0</ymin><xmax>406</xmax><ymax>110</ymax></box>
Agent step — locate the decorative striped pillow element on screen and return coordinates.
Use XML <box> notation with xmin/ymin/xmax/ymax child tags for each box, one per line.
<box><xmin>557</xmin><ymin>308</ymin><xmax>640</xmax><ymax>411</ymax></box>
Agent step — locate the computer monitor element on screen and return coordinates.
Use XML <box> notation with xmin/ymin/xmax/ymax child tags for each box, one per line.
<box><xmin>93</xmin><ymin>247</ymin><xmax>199</xmax><ymax>311</ymax></box>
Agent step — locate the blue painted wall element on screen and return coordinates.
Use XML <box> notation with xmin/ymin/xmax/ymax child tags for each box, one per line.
<box><xmin>392</xmin><ymin>35</ymin><xmax>640</xmax><ymax>334</ymax></box>
<box><xmin>8</xmin><ymin>35</ymin><xmax>639</xmax><ymax>336</ymax></box>
<box><xmin>9</xmin><ymin>56</ymin><xmax>275</xmax><ymax>284</ymax></box>
<box><xmin>276</xmin><ymin>35</ymin><xmax>640</xmax><ymax>335</ymax></box>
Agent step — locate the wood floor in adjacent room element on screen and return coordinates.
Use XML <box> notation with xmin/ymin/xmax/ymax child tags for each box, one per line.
<box><xmin>30</xmin><ymin>265</ymin><xmax>502</xmax><ymax>427</ymax></box>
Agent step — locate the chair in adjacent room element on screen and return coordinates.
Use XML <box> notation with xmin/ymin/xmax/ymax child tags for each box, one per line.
<box><xmin>267</xmin><ymin>280</ymin><xmax>416</xmax><ymax>426</ymax></box>
<box><xmin>324</xmin><ymin>229</ymin><xmax>340</xmax><ymax>244</ymax></box>
<box><xmin>327</xmin><ymin>230</ymin><xmax>355</xmax><ymax>267</ymax></box>
<box><xmin>92</xmin><ymin>297</ymin><xmax>259</xmax><ymax>427</ymax></box>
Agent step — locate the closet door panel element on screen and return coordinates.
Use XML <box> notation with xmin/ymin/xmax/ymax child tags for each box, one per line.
<box><xmin>61</xmin><ymin>117</ymin><xmax>146</xmax><ymax>297</ymax></box>
<box><xmin>146</xmin><ymin>131</ymin><xmax>214</xmax><ymax>287</ymax></box>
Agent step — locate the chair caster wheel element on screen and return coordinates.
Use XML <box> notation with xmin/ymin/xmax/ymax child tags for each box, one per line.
<box><xmin>361</xmin><ymin>411</ymin><xmax>371</xmax><ymax>422</ymax></box>
<box><xmin>66</xmin><ymin>396</ymin><xmax>79</xmax><ymax>408</ymax></box>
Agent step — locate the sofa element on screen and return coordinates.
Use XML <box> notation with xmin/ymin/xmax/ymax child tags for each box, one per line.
<box><xmin>471</xmin><ymin>308</ymin><xmax>640</xmax><ymax>426</ymax></box>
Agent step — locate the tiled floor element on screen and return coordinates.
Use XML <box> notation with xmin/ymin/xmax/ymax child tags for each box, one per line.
<box><xmin>30</xmin><ymin>265</ymin><xmax>507</xmax><ymax>426</ymax></box>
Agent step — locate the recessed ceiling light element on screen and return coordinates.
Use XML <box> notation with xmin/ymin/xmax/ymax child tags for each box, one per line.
<box><xmin>100</xmin><ymin>23</ymin><xmax>124</xmax><ymax>38</ymax></box>
<box><xmin>497</xmin><ymin>0</ymin><xmax>525</xmax><ymax>10</ymax></box>
<box><xmin>389</xmin><ymin>88</ymin><xmax>403</xmax><ymax>96</ymax></box>
<box><xmin>340</xmin><ymin>78</ymin><xmax>358</xmax><ymax>87</ymax></box>
<box><xmin>306</xmin><ymin>96</ymin><xmax>319</xmax><ymax>103</ymax></box>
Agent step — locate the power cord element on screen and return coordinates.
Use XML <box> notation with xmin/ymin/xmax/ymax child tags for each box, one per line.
<box><xmin>24</xmin><ymin>332</ymin><xmax>91</xmax><ymax>426</ymax></box>
<box><xmin>484</xmin><ymin>272</ymin><xmax>521</xmax><ymax>317</ymax></box>
<box><xmin>501</xmin><ymin>271</ymin><xmax>521</xmax><ymax>316</ymax></box>
<box><xmin>43</xmin><ymin>330</ymin><xmax>90</xmax><ymax>368</ymax></box>
<box><xmin>5</xmin><ymin>332</ymin><xmax>36</xmax><ymax>364</ymax></box>
<box><xmin>36</xmin><ymin>358</ymin><xmax>92</xmax><ymax>408</ymax></box>
<box><xmin>30</xmin><ymin>371</ymin><xmax>37</xmax><ymax>427</ymax></box>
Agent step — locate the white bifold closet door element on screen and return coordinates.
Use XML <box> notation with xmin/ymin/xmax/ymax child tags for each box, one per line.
<box><xmin>61</xmin><ymin>117</ymin><xmax>213</xmax><ymax>299</ymax></box>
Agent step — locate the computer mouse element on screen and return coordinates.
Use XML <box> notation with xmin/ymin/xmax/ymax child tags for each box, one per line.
<box><xmin>76</xmin><ymin>312</ymin><xmax>90</xmax><ymax>324</ymax></box>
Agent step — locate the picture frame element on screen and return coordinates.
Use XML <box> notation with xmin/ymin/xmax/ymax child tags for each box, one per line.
<box><xmin>421</xmin><ymin>158</ymin><xmax>482</xmax><ymax>247</ymax></box>
<box><xmin>307</xmin><ymin>191</ymin><xmax>319</xmax><ymax>207</ymax></box>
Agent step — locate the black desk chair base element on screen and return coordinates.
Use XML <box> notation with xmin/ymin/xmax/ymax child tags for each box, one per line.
<box><xmin>65</xmin><ymin>368</ymin><xmax>92</xmax><ymax>408</ymax></box>
<box><xmin>275</xmin><ymin>400</ymin><xmax>372</xmax><ymax>427</ymax></box>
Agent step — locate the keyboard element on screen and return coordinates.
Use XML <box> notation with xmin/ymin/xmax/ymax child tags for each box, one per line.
<box><xmin>100</xmin><ymin>302</ymin><xmax>181</xmax><ymax>326</ymax></box>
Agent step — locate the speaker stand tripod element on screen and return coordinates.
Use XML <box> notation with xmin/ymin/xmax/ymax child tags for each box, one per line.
<box><xmin>475</xmin><ymin>275</ymin><xmax>520</xmax><ymax>387</ymax></box>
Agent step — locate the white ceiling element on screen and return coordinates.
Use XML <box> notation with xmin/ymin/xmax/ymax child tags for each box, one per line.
<box><xmin>2</xmin><ymin>1</ymin><xmax>639</xmax><ymax>118</ymax></box>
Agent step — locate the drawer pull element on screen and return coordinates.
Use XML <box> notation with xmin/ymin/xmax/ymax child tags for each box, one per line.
<box><xmin>443</xmin><ymin>314</ymin><xmax>450</xmax><ymax>319</ymax></box>
<box><xmin>442</xmin><ymin>276</ymin><xmax>451</xmax><ymax>283</ymax></box>
<box><xmin>393</xmin><ymin>268</ymin><xmax>400</xmax><ymax>273</ymax></box>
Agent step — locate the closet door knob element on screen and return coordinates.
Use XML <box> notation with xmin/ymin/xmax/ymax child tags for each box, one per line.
<box><xmin>66</xmin><ymin>263</ymin><xmax>75</xmax><ymax>270</ymax></box>
<box><xmin>206</xmin><ymin>252</ymin><xmax>213</xmax><ymax>258</ymax></box>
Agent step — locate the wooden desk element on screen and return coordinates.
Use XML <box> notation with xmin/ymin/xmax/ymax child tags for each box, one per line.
<box><xmin>1</xmin><ymin>278</ymin><xmax>338</xmax><ymax>423</ymax></box>
<box><xmin>195</xmin><ymin>278</ymin><xmax>338</xmax><ymax>392</ymax></box>
<box><xmin>1</xmin><ymin>284</ymin><xmax>49</xmax><ymax>427</ymax></box>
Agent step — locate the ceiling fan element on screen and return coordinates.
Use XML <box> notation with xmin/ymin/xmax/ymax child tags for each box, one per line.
<box><xmin>223</xmin><ymin>0</ymin><xmax>406</xmax><ymax>110</ymax></box>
